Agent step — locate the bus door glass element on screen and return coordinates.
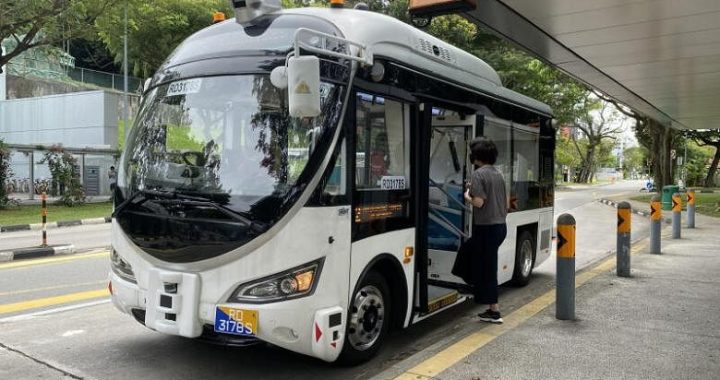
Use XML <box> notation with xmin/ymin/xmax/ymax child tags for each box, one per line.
<box><xmin>426</xmin><ymin>108</ymin><xmax>475</xmax><ymax>285</ymax></box>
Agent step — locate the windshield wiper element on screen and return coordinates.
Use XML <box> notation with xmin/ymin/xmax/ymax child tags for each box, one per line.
<box><xmin>113</xmin><ymin>189</ymin><xmax>264</xmax><ymax>231</ymax></box>
<box><xmin>112</xmin><ymin>189</ymin><xmax>186</xmax><ymax>218</ymax></box>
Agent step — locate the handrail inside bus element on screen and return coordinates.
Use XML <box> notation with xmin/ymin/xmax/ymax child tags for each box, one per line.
<box><xmin>429</xmin><ymin>178</ymin><xmax>470</xmax><ymax>212</ymax></box>
<box><xmin>428</xmin><ymin>207</ymin><xmax>467</xmax><ymax>239</ymax></box>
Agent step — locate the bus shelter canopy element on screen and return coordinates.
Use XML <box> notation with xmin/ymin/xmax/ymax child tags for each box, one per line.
<box><xmin>462</xmin><ymin>0</ymin><xmax>720</xmax><ymax>130</ymax></box>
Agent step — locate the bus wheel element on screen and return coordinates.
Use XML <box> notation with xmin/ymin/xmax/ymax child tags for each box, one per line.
<box><xmin>338</xmin><ymin>270</ymin><xmax>390</xmax><ymax>365</ymax></box>
<box><xmin>511</xmin><ymin>231</ymin><xmax>535</xmax><ymax>287</ymax></box>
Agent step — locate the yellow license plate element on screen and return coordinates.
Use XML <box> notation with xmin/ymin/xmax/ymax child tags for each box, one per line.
<box><xmin>214</xmin><ymin>306</ymin><xmax>258</xmax><ymax>336</ymax></box>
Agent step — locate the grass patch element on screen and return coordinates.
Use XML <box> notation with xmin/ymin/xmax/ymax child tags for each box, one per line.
<box><xmin>631</xmin><ymin>194</ymin><xmax>654</xmax><ymax>203</ymax></box>
<box><xmin>631</xmin><ymin>192</ymin><xmax>720</xmax><ymax>218</ymax></box>
<box><xmin>0</xmin><ymin>202</ymin><xmax>112</xmax><ymax>227</ymax></box>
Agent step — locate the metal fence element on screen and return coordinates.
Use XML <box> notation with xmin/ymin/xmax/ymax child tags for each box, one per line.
<box><xmin>68</xmin><ymin>67</ymin><xmax>142</xmax><ymax>94</ymax></box>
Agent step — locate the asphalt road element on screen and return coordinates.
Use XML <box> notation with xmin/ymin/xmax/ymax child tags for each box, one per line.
<box><xmin>537</xmin><ymin>180</ymin><xmax>651</xmax><ymax>274</ymax></box>
<box><xmin>0</xmin><ymin>180</ymin><xmax>651</xmax><ymax>380</ymax></box>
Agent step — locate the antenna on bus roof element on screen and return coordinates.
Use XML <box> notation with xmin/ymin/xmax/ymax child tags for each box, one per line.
<box><xmin>230</xmin><ymin>0</ymin><xmax>281</xmax><ymax>26</ymax></box>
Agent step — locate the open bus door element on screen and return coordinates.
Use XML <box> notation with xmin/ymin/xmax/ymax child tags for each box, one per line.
<box><xmin>413</xmin><ymin>103</ymin><xmax>481</xmax><ymax>317</ymax></box>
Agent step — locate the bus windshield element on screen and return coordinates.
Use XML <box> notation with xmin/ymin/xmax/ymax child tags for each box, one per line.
<box><xmin>120</xmin><ymin>75</ymin><xmax>344</xmax><ymax>221</ymax></box>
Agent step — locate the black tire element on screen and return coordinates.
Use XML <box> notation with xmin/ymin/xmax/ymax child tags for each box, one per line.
<box><xmin>511</xmin><ymin>230</ymin><xmax>535</xmax><ymax>287</ymax></box>
<box><xmin>337</xmin><ymin>270</ymin><xmax>391</xmax><ymax>365</ymax></box>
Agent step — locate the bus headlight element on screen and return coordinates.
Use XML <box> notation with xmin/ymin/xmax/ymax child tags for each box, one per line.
<box><xmin>228</xmin><ymin>258</ymin><xmax>324</xmax><ymax>303</ymax></box>
<box><xmin>110</xmin><ymin>249</ymin><xmax>137</xmax><ymax>284</ymax></box>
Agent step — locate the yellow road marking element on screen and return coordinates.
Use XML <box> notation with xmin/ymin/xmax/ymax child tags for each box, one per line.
<box><xmin>0</xmin><ymin>251</ymin><xmax>109</xmax><ymax>270</ymax></box>
<box><xmin>0</xmin><ymin>281</ymin><xmax>108</xmax><ymax>297</ymax></box>
<box><xmin>0</xmin><ymin>289</ymin><xmax>109</xmax><ymax>315</ymax></box>
<box><xmin>395</xmin><ymin>240</ymin><xmax>650</xmax><ymax>380</ymax></box>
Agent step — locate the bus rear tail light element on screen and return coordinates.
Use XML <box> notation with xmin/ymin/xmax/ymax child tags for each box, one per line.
<box><xmin>228</xmin><ymin>258</ymin><xmax>324</xmax><ymax>303</ymax></box>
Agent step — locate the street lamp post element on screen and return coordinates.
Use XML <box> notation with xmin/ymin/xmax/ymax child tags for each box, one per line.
<box><xmin>123</xmin><ymin>0</ymin><xmax>129</xmax><ymax>142</ymax></box>
<box><xmin>683</xmin><ymin>131</ymin><xmax>688</xmax><ymax>186</ymax></box>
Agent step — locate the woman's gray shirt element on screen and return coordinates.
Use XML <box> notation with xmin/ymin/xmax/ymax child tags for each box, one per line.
<box><xmin>470</xmin><ymin>165</ymin><xmax>507</xmax><ymax>225</ymax></box>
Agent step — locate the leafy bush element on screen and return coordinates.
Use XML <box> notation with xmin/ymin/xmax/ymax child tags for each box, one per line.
<box><xmin>40</xmin><ymin>146</ymin><xmax>86</xmax><ymax>206</ymax></box>
<box><xmin>0</xmin><ymin>138</ymin><xmax>14</xmax><ymax>208</ymax></box>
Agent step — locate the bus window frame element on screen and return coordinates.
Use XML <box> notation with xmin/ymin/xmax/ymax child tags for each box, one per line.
<box><xmin>349</xmin><ymin>87</ymin><xmax>416</xmax><ymax>243</ymax></box>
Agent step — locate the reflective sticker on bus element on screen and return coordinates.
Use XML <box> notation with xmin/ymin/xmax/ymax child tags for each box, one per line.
<box><xmin>166</xmin><ymin>78</ymin><xmax>202</xmax><ymax>97</ymax></box>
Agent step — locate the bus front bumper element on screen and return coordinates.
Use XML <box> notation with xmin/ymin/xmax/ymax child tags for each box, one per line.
<box><xmin>109</xmin><ymin>270</ymin><xmax>346</xmax><ymax>362</ymax></box>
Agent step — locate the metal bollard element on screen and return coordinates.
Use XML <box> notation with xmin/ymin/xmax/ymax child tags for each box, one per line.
<box><xmin>556</xmin><ymin>213</ymin><xmax>576</xmax><ymax>320</ymax></box>
<box><xmin>686</xmin><ymin>189</ymin><xmax>695</xmax><ymax>228</ymax></box>
<box><xmin>41</xmin><ymin>192</ymin><xmax>48</xmax><ymax>247</ymax></box>
<box><xmin>617</xmin><ymin>202</ymin><xmax>631</xmax><ymax>277</ymax></box>
<box><xmin>672</xmin><ymin>192</ymin><xmax>682</xmax><ymax>239</ymax></box>
<box><xmin>650</xmin><ymin>195</ymin><xmax>662</xmax><ymax>254</ymax></box>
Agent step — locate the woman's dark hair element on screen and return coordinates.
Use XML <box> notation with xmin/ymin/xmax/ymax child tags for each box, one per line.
<box><xmin>469</xmin><ymin>137</ymin><xmax>499</xmax><ymax>165</ymax></box>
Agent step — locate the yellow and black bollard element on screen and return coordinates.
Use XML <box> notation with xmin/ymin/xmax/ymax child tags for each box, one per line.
<box><xmin>686</xmin><ymin>189</ymin><xmax>695</xmax><ymax>228</ymax></box>
<box><xmin>617</xmin><ymin>202</ymin><xmax>631</xmax><ymax>277</ymax></box>
<box><xmin>672</xmin><ymin>192</ymin><xmax>682</xmax><ymax>239</ymax></box>
<box><xmin>556</xmin><ymin>213</ymin><xmax>576</xmax><ymax>320</ymax></box>
<box><xmin>41</xmin><ymin>192</ymin><xmax>48</xmax><ymax>247</ymax></box>
<box><xmin>650</xmin><ymin>195</ymin><xmax>662</xmax><ymax>254</ymax></box>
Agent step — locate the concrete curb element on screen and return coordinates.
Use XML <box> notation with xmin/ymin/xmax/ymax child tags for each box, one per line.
<box><xmin>0</xmin><ymin>244</ymin><xmax>75</xmax><ymax>263</ymax></box>
<box><xmin>598</xmin><ymin>199</ymin><xmax>672</xmax><ymax>224</ymax></box>
<box><xmin>0</xmin><ymin>216</ymin><xmax>111</xmax><ymax>233</ymax></box>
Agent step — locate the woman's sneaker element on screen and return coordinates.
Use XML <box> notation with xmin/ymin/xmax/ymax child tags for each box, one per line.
<box><xmin>477</xmin><ymin>309</ymin><xmax>503</xmax><ymax>323</ymax></box>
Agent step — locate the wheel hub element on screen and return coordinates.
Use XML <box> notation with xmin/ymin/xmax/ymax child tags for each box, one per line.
<box><xmin>521</xmin><ymin>240</ymin><xmax>533</xmax><ymax>277</ymax></box>
<box><xmin>347</xmin><ymin>285</ymin><xmax>385</xmax><ymax>351</ymax></box>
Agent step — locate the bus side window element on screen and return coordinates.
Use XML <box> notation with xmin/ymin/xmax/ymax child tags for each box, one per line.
<box><xmin>482</xmin><ymin>118</ymin><xmax>512</xmax><ymax>201</ymax></box>
<box><xmin>355</xmin><ymin>93</ymin><xmax>410</xmax><ymax>190</ymax></box>
<box><xmin>513</xmin><ymin>125</ymin><xmax>541</xmax><ymax>211</ymax></box>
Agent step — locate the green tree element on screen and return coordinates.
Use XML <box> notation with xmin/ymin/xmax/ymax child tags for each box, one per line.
<box><xmin>555</xmin><ymin>136</ymin><xmax>583</xmax><ymax>170</ymax></box>
<box><xmin>596</xmin><ymin>139</ymin><xmax>618</xmax><ymax>169</ymax></box>
<box><xmin>592</xmin><ymin>91</ymin><xmax>679</xmax><ymax>188</ymax></box>
<box><xmin>681</xmin><ymin>141</ymin><xmax>714</xmax><ymax>188</ymax></box>
<box><xmin>555</xmin><ymin>134</ymin><xmax>585</xmax><ymax>182</ymax></box>
<box><xmin>570</xmin><ymin>100</ymin><xmax>623</xmax><ymax>183</ymax></box>
<box><xmin>0</xmin><ymin>0</ymin><xmax>115</xmax><ymax>72</ymax></box>
<box><xmin>685</xmin><ymin>130</ymin><xmax>720</xmax><ymax>187</ymax></box>
<box><xmin>96</xmin><ymin>0</ymin><xmax>234</xmax><ymax>78</ymax></box>
<box><xmin>69</xmin><ymin>37</ymin><xmax>119</xmax><ymax>72</ymax></box>
<box><xmin>471</xmin><ymin>35</ymin><xmax>591</xmax><ymax>125</ymax></box>
<box><xmin>623</xmin><ymin>146</ymin><xmax>649</xmax><ymax>178</ymax></box>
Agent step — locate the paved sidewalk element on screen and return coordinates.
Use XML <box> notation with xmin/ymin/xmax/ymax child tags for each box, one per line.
<box><xmin>376</xmin><ymin>214</ymin><xmax>720</xmax><ymax>379</ymax></box>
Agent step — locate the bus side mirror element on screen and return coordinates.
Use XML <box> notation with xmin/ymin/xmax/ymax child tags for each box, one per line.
<box><xmin>286</xmin><ymin>56</ymin><xmax>321</xmax><ymax>118</ymax></box>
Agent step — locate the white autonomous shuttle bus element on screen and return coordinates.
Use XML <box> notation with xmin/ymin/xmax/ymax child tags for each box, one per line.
<box><xmin>109</xmin><ymin>0</ymin><xmax>555</xmax><ymax>364</ymax></box>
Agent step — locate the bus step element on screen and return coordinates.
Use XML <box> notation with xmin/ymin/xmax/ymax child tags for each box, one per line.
<box><xmin>427</xmin><ymin>285</ymin><xmax>459</xmax><ymax>313</ymax></box>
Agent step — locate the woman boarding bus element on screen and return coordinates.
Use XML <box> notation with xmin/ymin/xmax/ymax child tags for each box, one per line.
<box><xmin>109</xmin><ymin>0</ymin><xmax>555</xmax><ymax>364</ymax></box>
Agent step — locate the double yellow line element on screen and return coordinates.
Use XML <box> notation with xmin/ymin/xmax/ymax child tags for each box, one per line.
<box><xmin>0</xmin><ymin>289</ymin><xmax>109</xmax><ymax>315</ymax></box>
<box><xmin>0</xmin><ymin>251</ymin><xmax>108</xmax><ymax>270</ymax></box>
<box><xmin>0</xmin><ymin>251</ymin><xmax>110</xmax><ymax>316</ymax></box>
